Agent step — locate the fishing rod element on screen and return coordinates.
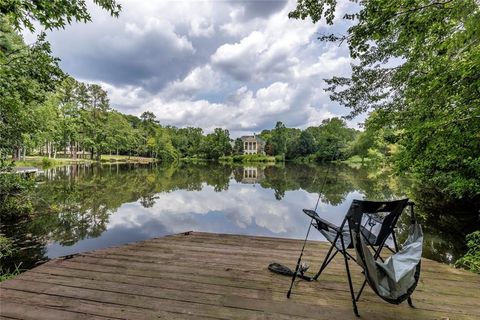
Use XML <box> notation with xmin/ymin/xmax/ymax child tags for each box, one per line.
<box><xmin>286</xmin><ymin>145</ymin><xmax>340</xmax><ymax>298</ymax></box>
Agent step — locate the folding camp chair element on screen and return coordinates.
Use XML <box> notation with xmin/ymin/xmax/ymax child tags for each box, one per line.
<box><xmin>291</xmin><ymin>199</ymin><xmax>422</xmax><ymax>316</ymax></box>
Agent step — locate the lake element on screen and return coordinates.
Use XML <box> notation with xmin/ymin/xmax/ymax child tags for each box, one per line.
<box><xmin>2</xmin><ymin>162</ymin><xmax>478</xmax><ymax>272</ymax></box>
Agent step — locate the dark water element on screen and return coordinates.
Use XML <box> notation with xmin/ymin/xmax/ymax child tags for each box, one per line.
<box><xmin>2</xmin><ymin>162</ymin><xmax>478</xmax><ymax>271</ymax></box>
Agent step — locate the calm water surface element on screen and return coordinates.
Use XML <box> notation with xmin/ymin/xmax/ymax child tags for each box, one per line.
<box><xmin>2</xmin><ymin>162</ymin><xmax>478</xmax><ymax>271</ymax></box>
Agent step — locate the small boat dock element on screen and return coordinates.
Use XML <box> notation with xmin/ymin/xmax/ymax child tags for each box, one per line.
<box><xmin>0</xmin><ymin>167</ymin><xmax>41</xmax><ymax>175</ymax></box>
<box><xmin>1</xmin><ymin>232</ymin><xmax>478</xmax><ymax>319</ymax></box>
<box><xmin>13</xmin><ymin>167</ymin><xmax>41</xmax><ymax>175</ymax></box>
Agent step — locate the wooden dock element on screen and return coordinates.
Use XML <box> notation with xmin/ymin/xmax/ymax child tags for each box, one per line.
<box><xmin>12</xmin><ymin>167</ymin><xmax>41</xmax><ymax>175</ymax></box>
<box><xmin>0</xmin><ymin>167</ymin><xmax>41</xmax><ymax>175</ymax></box>
<box><xmin>1</xmin><ymin>232</ymin><xmax>478</xmax><ymax>319</ymax></box>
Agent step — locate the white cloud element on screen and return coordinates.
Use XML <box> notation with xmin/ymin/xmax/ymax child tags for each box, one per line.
<box><xmin>124</xmin><ymin>18</ymin><xmax>195</xmax><ymax>52</ymax></box>
<box><xmin>107</xmin><ymin>183</ymin><xmax>324</xmax><ymax>237</ymax></box>
<box><xmin>189</xmin><ymin>17</ymin><xmax>215</xmax><ymax>38</ymax></box>
<box><xmin>29</xmin><ymin>0</ymin><xmax>359</xmax><ymax>132</ymax></box>
<box><xmin>161</xmin><ymin>65</ymin><xmax>221</xmax><ymax>99</ymax></box>
<box><xmin>139</xmin><ymin>80</ymin><xmax>335</xmax><ymax>135</ymax></box>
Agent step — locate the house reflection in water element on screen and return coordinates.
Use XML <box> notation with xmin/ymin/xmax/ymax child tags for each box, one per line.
<box><xmin>242</xmin><ymin>167</ymin><xmax>265</xmax><ymax>184</ymax></box>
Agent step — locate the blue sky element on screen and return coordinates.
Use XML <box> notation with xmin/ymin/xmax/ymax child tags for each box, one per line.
<box><xmin>24</xmin><ymin>0</ymin><xmax>362</xmax><ymax>137</ymax></box>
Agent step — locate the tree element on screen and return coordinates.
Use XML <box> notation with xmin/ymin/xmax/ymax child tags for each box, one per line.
<box><xmin>80</xmin><ymin>84</ymin><xmax>111</xmax><ymax>160</ymax></box>
<box><xmin>35</xmin><ymin>95</ymin><xmax>61</xmax><ymax>158</ymax></box>
<box><xmin>307</xmin><ymin>118</ymin><xmax>357</xmax><ymax>161</ymax></box>
<box><xmin>1</xmin><ymin>0</ymin><xmax>121</xmax><ymax>32</ymax></box>
<box><xmin>290</xmin><ymin>0</ymin><xmax>480</xmax><ymax>197</ymax></box>
<box><xmin>259</xmin><ymin>130</ymin><xmax>274</xmax><ymax>156</ymax></box>
<box><xmin>154</xmin><ymin>128</ymin><xmax>178</xmax><ymax>163</ymax></box>
<box><xmin>0</xmin><ymin>18</ymin><xmax>63</xmax><ymax>160</ymax></box>
<box><xmin>184</xmin><ymin>127</ymin><xmax>203</xmax><ymax>157</ymax></box>
<box><xmin>297</xmin><ymin>130</ymin><xmax>316</xmax><ymax>157</ymax></box>
<box><xmin>105</xmin><ymin>111</ymin><xmax>134</xmax><ymax>155</ymax></box>
<box><xmin>200</xmin><ymin>128</ymin><xmax>232</xmax><ymax>159</ymax></box>
<box><xmin>56</xmin><ymin>77</ymin><xmax>83</xmax><ymax>159</ymax></box>
<box><xmin>349</xmin><ymin>112</ymin><xmax>397</xmax><ymax>164</ymax></box>
<box><xmin>140</xmin><ymin>111</ymin><xmax>156</xmax><ymax>123</ymax></box>
<box><xmin>270</xmin><ymin>121</ymin><xmax>287</xmax><ymax>156</ymax></box>
<box><xmin>350</xmin><ymin>130</ymin><xmax>374</xmax><ymax>163</ymax></box>
<box><xmin>233</xmin><ymin>138</ymin><xmax>244</xmax><ymax>155</ymax></box>
<box><xmin>285</xmin><ymin>128</ymin><xmax>302</xmax><ymax>159</ymax></box>
<box><xmin>170</xmin><ymin>127</ymin><xmax>203</xmax><ymax>158</ymax></box>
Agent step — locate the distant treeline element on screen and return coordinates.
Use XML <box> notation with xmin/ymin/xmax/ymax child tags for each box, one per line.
<box><xmin>7</xmin><ymin>74</ymin><xmax>364</xmax><ymax>163</ymax></box>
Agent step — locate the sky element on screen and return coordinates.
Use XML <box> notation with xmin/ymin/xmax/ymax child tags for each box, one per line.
<box><xmin>24</xmin><ymin>0</ymin><xmax>361</xmax><ymax>137</ymax></box>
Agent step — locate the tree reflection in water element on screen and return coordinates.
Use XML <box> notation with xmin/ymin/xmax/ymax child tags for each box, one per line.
<box><xmin>1</xmin><ymin>162</ymin><xmax>478</xmax><ymax>272</ymax></box>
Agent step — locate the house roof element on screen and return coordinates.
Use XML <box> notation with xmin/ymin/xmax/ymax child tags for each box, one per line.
<box><xmin>240</xmin><ymin>135</ymin><xmax>265</xmax><ymax>143</ymax></box>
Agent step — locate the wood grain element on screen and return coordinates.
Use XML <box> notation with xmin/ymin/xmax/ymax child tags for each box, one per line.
<box><xmin>1</xmin><ymin>231</ymin><xmax>478</xmax><ymax>319</ymax></box>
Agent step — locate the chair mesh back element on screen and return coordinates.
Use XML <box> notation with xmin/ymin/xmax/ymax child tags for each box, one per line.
<box><xmin>347</xmin><ymin>199</ymin><xmax>409</xmax><ymax>246</ymax></box>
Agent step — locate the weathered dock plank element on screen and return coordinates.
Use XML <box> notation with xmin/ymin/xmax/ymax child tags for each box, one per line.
<box><xmin>1</xmin><ymin>231</ymin><xmax>478</xmax><ymax>319</ymax></box>
<box><xmin>12</xmin><ymin>167</ymin><xmax>41</xmax><ymax>174</ymax></box>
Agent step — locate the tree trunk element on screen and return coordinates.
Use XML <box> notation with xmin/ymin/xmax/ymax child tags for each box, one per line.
<box><xmin>72</xmin><ymin>142</ymin><xmax>77</xmax><ymax>160</ymax></box>
<box><xmin>72</xmin><ymin>163</ymin><xmax>77</xmax><ymax>182</ymax></box>
<box><xmin>12</xmin><ymin>148</ymin><xmax>19</xmax><ymax>160</ymax></box>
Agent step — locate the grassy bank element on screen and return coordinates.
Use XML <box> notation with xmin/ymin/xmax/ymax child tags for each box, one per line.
<box><xmin>0</xmin><ymin>236</ymin><xmax>22</xmax><ymax>282</ymax></box>
<box><xmin>0</xmin><ymin>265</ymin><xmax>21</xmax><ymax>282</ymax></box>
<box><xmin>12</xmin><ymin>156</ymin><xmax>92</xmax><ymax>168</ymax></box>
<box><xmin>100</xmin><ymin>155</ymin><xmax>155</xmax><ymax>164</ymax></box>
<box><xmin>10</xmin><ymin>155</ymin><xmax>155</xmax><ymax>169</ymax></box>
<box><xmin>219</xmin><ymin>154</ymin><xmax>277</xmax><ymax>163</ymax></box>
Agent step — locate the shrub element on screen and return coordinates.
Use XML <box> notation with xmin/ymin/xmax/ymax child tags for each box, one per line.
<box><xmin>232</xmin><ymin>155</ymin><xmax>244</xmax><ymax>162</ymax></box>
<box><xmin>0</xmin><ymin>263</ymin><xmax>22</xmax><ymax>282</ymax></box>
<box><xmin>41</xmin><ymin>157</ymin><xmax>53</xmax><ymax>168</ymax></box>
<box><xmin>0</xmin><ymin>173</ymin><xmax>34</xmax><ymax>221</ymax></box>
<box><xmin>236</xmin><ymin>154</ymin><xmax>276</xmax><ymax>163</ymax></box>
<box><xmin>218</xmin><ymin>156</ymin><xmax>233</xmax><ymax>162</ymax></box>
<box><xmin>455</xmin><ymin>231</ymin><xmax>480</xmax><ymax>273</ymax></box>
<box><xmin>0</xmin><ymin>236</ymin><xmax>22</xmax><ymax>282</ymax></box>
<box><xmin>0</xmin><ymin>236</ymin><xmax>14</xmax><ymax>260</ymax></box>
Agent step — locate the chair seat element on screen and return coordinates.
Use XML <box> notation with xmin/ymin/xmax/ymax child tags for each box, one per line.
<box><xmin>303</xmin><ymin>209</ymin><xmax>341</xmax><ymax>232</ymax></box>
<box><xmin>304</xmin><ymin>209</ymin><xmax>377</xmax><ymax>250</ymax></box>
<box><xmin>318</xmin><ymin>225</ymin><xmax>352</xmax><ymax>251</ymax></box>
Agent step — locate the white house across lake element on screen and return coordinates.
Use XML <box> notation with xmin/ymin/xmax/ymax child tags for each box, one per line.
<box><xmin>240</xmin><ymin>135</ymin><xmax>265</xmax><ymax>155</ymax></box>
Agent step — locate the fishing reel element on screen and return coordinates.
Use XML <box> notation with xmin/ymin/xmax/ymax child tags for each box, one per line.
<box><xmin>299</xmin><ymin>262</ymin><xmax>310</xmax><ymax>276</ymax></box>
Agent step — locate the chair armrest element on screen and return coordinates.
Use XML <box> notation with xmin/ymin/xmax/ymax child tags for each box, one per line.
<box><xmin>303</xmin><ymin>209</ymin><xmax>341</xmax><ymax>233</ymax></box>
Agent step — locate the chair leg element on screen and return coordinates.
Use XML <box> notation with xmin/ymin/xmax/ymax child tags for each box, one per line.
<box><xmin>355</xmin><ymin>279</ymin><xmax>367</xmax><ymax>302</ymax></box>
<box><xmin>408</xmin><ymin>296</ymin><xmax>415</xmax><ymax>308</ymax></box>
<box><xmin>341</xmin><ymin>240</ymin><xmax>359</xmax><ymax>317</ymax></box>
<box><xmin>313</xmin><ymin>243</ymin><xmax>337</xmax><ymax>280</ymax></box>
